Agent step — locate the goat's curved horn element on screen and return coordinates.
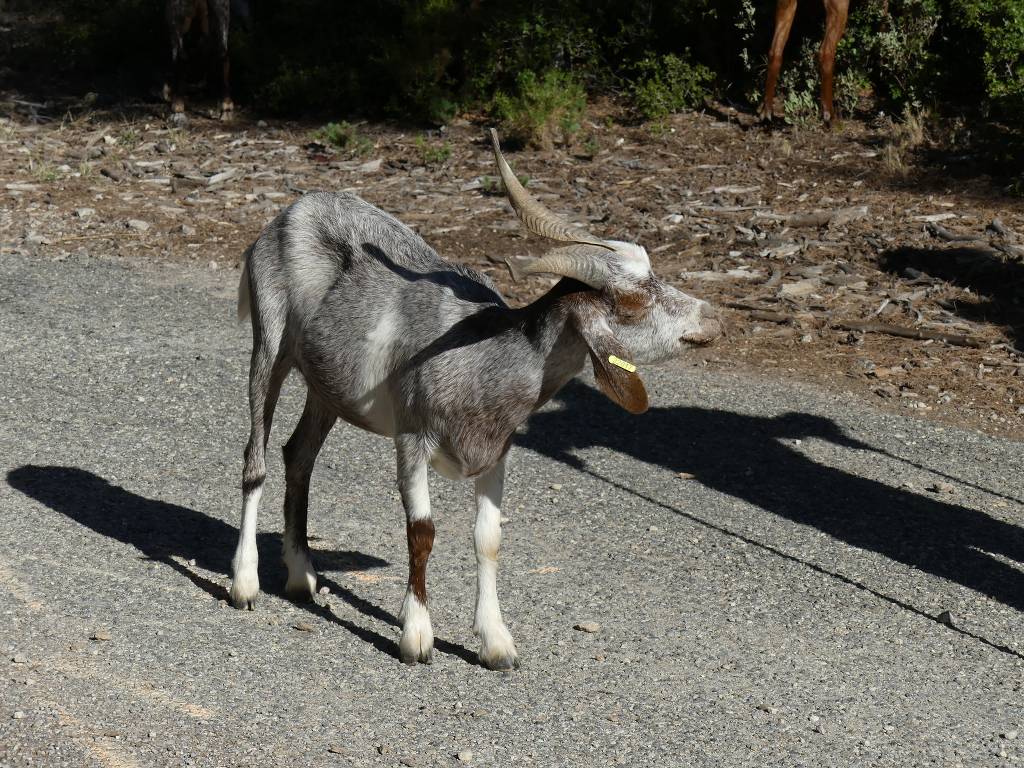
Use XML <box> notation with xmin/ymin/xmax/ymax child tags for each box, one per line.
<box><xmin>489</xmin><ymin>129</ymin><xmax>613</xmax><ymax>250</ymax></box>
<box><xmin>506</xmin><ymin>244</ymin><xmax>615</xmax><ymax>288</ymax></box>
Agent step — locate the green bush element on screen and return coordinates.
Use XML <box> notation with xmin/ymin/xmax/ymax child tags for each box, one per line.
<box><xmin>314</xmin><ymin>122</ymin><xmax>373</xmax><ymax>156</ymax></box>
<box><xmin>950</xmin><ymin>0</ymin><xmax>1024</xmax><ymax>114</ymax></box>
<box><xmin>491</xmin><ymin>70</ymin><xmax>587</xmax><ymax>149</ymax></box>
<box><xmin>630</xmin><ymin>51</ymin><xmax>713</xmax><ymax>121</ymax></box>
<box><xmin>415</xmin><ymin>136</ymin><xmax>452</xmax><ymax>166</ymax></box>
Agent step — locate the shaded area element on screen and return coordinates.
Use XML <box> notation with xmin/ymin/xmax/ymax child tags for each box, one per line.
<box><xmin>519</xmin><ymin>382</ymin><xmax>1024</xmax><ymax>613</ymax></box>
<box><xmin>881</xmin><ymin>245</ymin><xmax>1024</xmax><ymax>344</ymax></box>
<box><xmin>6</xmin><ymin>465</ymin><xmax>477</xmax><ymax>664</ymax></box>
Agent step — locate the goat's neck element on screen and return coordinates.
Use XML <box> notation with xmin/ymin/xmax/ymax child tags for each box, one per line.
<box><xmin>516</xmin><ymin>279</ymin><xmax>593</xmax><ymax>403</ymax></box>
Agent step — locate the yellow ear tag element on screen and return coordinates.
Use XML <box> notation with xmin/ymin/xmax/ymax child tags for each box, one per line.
<box><xmin>607</xmin><ymin>355</ymin><xmax>637</xmax><ymax>373</ymax></box>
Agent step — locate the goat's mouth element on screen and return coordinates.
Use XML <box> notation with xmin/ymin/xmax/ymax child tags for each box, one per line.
<box><xmin>680</xmin><ymin>320</ymin><xmax>722</xmax><ymax>347</ymax></box>
<box><xmin>681</xmin><ymin>333</ymin><xmax>717</xmax><ymax>347</ymax></box>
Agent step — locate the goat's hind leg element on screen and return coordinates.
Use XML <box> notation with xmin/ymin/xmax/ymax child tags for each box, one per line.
<box><xmin>281</xmin><ymin>393</ymin><xmax>336</xmax><ymax>601</ymax></box>
<box><xmin>230</xmin><ymin>322</ymin><xmax>290</xmax><ymax>609</ymax></box>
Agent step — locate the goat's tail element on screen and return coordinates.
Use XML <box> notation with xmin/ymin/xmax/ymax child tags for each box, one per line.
<box><xmin>236</xmin><ymin>247</ymin><xmax>252</xmax><ymax>322</ymax></box>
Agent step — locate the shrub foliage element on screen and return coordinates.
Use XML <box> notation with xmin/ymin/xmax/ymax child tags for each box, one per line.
<box><xmin>10</xmin><ymin>0</ymin><xmax>1024</xmax><ymax>123</ymax></box>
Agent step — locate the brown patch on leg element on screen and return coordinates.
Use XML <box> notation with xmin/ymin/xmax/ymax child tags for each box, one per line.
<box><xmin>406</xmin><ymin>518</ymin><xmax>435</xmax><ymax>604</ymax></box>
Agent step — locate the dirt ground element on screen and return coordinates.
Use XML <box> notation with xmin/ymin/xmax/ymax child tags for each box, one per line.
<box><xmin>2</xmin><ymin>97</ymin><xmax>1023</xmax><ymax>438</ymax></box>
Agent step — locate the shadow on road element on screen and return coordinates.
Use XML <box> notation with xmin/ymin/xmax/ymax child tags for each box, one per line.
<box><xmin>6</xmin><ymin>465</ymin><xmax>478</xmax><ymax>665</ymax></box>
<box><xmin>519</xmin><ymin>382</ymin><xmax>1024</xmax><ymax>617</ymax></box>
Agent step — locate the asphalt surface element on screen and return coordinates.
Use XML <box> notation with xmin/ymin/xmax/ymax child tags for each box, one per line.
<box><xmin>0</xmin><ymin>249</ymin><xmax>1022</xmax><ymax>767</ymax></box>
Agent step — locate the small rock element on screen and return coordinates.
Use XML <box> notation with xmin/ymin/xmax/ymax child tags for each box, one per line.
<box><xmin>936</xmin><ymin>610</ymin><xmax>955</xmax><ymax>627</ymax></box>
<box><xmin>399</xmin><ymin>758</ymin><xmax>417</xmax><ymax>767</ymax></box>
<box><xmin>927</xmin><ymin>481</ymin><xmax>955</xmax><ymax>494</ymax></box>
<box><xmin>228</xmin><ymin>649</ymin><xmax>238</xmax><ymax>657</ymax></box>
<box><xmin>457</xmin><ymin>749</ymin><xmax>473</xmax><ymax>764</ymax></box>
<box><xmin>91</xmin><ymin>629</ymin><xmax>111</xmax><ymax>642</ymax></box>
<box><xmin>12</xmin><ymin>711</ymin><xmax>25</xmax><ymax>720</ymax></box>
<box><xmin>11</xmin><ymin>654</ymin><xmax>27</xmax><ymax>664</ymax></box>
<box><xmin>75</xmin><ymin>207</ymin><xmax>95</xmax><ymax>218</ymax></box>
<box><xmin>800</xmin><ymin>333</ymin><xmax>814</xmax><ymax>343</ymax></box>
<box><xmin>100</xmin><ymin>167</ymin><xmax>122</xmax><ymax>182</ymax></box>
<box><xmin>873</xmin><ymin>383</ymin><xmax>898</xmax><ymax>399</ymax></box>
<box><xmin>647</xmin><ymin>525</ymin><xmax>659</xmax><ymax>533</ymax></box>
<box><xmin>574</xmin><ymin>621</ymin><xmax>600</xmax><ymax>633</ymax></box>
<box><xmin>179</xmin><ymin>223</ymin><xmax>197</xmax><ymax>236</ymax></box>
<box><xmin>677</xmin><ymin>472</ymin><xmax>695</xmax><ymax>480</ymax></box>
<box><xmin>1003</xmin><ymin>730</ymin><xmax>1018</xmax><ymax>741</ymax></box>
<box><xmin>209</xmin><ymin>260</ymin><xmax>219</xmax><ymax>271</ymax></box>
<box><xmin>207</xmin><ymin>169</ymin><xmax>236</xmax><ymax>186</ymax></box>
<box><xmin>470</xmin><ymin>709</ymin><xmax>487</xmax><ymax>718</ymax></box>
<box><xmin>318</xmin><ymin>586</ymin><xmax>330</xmax><ymax>595</ymax></box>
<box><xmin>376</xmin><ymin>745</ymin><xmax>392</xmax><ymax>755</ymax></box>
<box><xmin>327</xmin><ymin>744</ymin><xmax>346</xmax><ymax>755</ymax></box>
<box><xmin>126</xmin><ymin>219</ymin><xmax>151</xmax><ymax>232</ymax></box>
<box><xmin>293</xmin><ymin>621</ymin><xmax>315</xmax><ymax>632</ymax></box>
<box><xmin>358</xmin><ymin>159</ymin><xmax>382</xmax><ymax>173</ymax></box>
<box><xmin>779</xmin><ymin>278</ymin><xmax>821</xmax><ymax>298</ymax></box>
<box><xmin>549</xmin><ymin>483</ymin><xmax>563</xmax><ymax>491</ymax></box>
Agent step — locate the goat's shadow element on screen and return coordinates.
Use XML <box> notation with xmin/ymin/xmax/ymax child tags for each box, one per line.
<box><xmin>519</xmin><ymin>382</ymin><xmax>1024</xmax><ymax>613</ymax></box>
<box><xmin>6</xmin><ymin>466</ymin><xmax>478</xmax><ymax>665</ymax></box>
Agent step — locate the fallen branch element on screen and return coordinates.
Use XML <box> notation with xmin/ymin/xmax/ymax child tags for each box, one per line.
<box><xmin>925</xmin><ymin>222</ymin><xmax>981</xmax><ymax>243</ymax></box>
<box><xmin>756</xmin><ymin>205</ymin><xmax>868</xmax><ymax>228</ymax></box>
<box><xmin>832</xmin><ymin>320</ymin><xmax>987</xmax><ymax>349</ymax></box>
<box><xmin>723</xmin><ymin>303</ymin><xmax>988</xmax><ymax>348</ymax></box>
<box><xmin>50</xmin><ymin>232</ymin><xmax>141</xmax><ymax>244</ymax></box>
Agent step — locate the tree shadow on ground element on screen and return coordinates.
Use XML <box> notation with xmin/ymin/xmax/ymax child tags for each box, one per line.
<box><xmin>880</xmin><ymin>245</ymin><xmax>1024</xmax><ymax>345</ymax></box>
<box><xmin>6</xmin><ymin>465</ymin><xmax>478</xmax><ymax>665</ymax></box>
<box><xmin>519</xmin><ymin>382</ymin><xmax>1024</xmax><ymax>616</ymax></box>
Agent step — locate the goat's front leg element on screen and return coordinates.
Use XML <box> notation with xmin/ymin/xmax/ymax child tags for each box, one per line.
<box><xmin>395</xmin><ymin>436</ymin><xmax>435</xmax><ymax>664</ymax></box>
<box><xmin>473</xmin><ymin>457</ymin><xmax>519</xmax><ymax>670</ymax></box>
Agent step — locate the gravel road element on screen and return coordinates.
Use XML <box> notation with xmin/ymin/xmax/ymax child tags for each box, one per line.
<box><xmin>0</xmin><ymin>250</ymin><xmax>1022</xmax><ymax>767</ymax></box>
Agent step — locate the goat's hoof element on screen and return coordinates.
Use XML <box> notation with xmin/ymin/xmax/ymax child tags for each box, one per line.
<box><xmin>399</xmin><ymin>646</ymin><xmax>433</xmax><ymax>665</ymax></box>
<box><xmin>230</xmin><ymin>593</ymin><xmax>258</xmax><ymax>611</ymax></box>
<box><xmin>229</xmin><ymin>572</ymin><xmax>260</xmax><ymax>610</ymax></box>
<box><xmin>398</xmin><ymin>623</ymin><xmax>434</xmax><ymax>665</ymax></box>
<box><xmin>284</xmin><ymin>583</ymin><xmax>315</xmax><ymax>603</ymax></box>
<box><xmin>479</xmin><ymin>649</ymin><xmax>519</xmax><ymax>671</ymax></box>
<box><xmin>219</xmin><ymin>100</ymin><xmax>235</xmax><ymax>121</ymax></box>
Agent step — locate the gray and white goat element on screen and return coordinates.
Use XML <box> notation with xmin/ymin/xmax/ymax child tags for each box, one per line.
<box><xmin>230</xmin><ymin>130</ymin><xmax>721</xmax><ymax>669</ymax></box>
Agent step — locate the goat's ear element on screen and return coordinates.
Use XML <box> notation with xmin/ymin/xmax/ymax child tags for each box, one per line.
<box><xmin>571</xmin><ymin>302</ymin><xmax>648</xmax><ymax>414</ymax></box>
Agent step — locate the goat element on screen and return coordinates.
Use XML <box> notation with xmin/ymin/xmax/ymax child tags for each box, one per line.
<box><xmin>229</xmin><ymin>130</ymin><xmax>722</xmax><ymax>669</ymax></box>
<box><xmin>760</xmin><ymin>0</ymin><xmax>851</xmax><ymax>126</ymax></box>
<box><xmin>164</xmin><ymin>0</ymin><xmax>234</xmax><ymax>120</ymax></box>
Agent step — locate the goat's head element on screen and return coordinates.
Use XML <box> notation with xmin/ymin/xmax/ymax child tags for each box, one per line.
<box><xmin>490</xmin><ymin>129</ymin><xmax>722</xmax><ymax>414</ymax></box>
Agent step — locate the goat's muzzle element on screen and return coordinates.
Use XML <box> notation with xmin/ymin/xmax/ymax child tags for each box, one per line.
<box><xmin>681</xmin><ymin>302</ymin><xmax>724</xmax><ymax>346</ymax></box>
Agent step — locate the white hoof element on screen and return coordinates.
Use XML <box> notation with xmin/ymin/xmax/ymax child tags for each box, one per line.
<box><xmin>398</xmin><ymin>593</ymin><xmax>434</xmax><ymax>665</ymax></box>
